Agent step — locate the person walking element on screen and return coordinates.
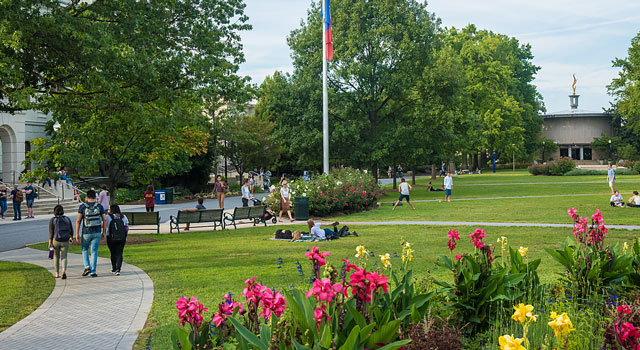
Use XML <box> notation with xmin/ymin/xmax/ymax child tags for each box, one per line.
<box><xmin>444</xmin><ymin>172</ymin><xmax>453</xmax><ymax>202</ymax></box>
<box><xmin>98</xmin><ymin>185</ymin><xmax>110</xmax><ymax>212</ymax></box>
<box><xmin>211</xmin><ymin>175</ymin><xmax>228</xmax><ymax>209</ymax></box>
<box><xmin>41</xmin><ymin>167</ymin><xmax>53</xmax><ymax>189</ymax></box>
<box><xmin>441</xmin><ymin>162</ymin><xmax>446</xmax><ymax>177</ymax></box>
<box><xmin>24</xmin><ymin>182</ymin><xmax>35</xmax><ymax>219</ymax></box>
<box><xmin>10</xmin><ymin>184</ymin><xmax>23</xmax><ymax>220</ymax></box>
<box><xmin>48</xmin><ymin>205</ymin><xmax>73</xmax><ymax>279</ymax></box>
<box><xmin>392</xmin><ymin>178</ymin><xmax>416</xmax><ymax>210</ymax></box>
<box><xmin>0</xmin><ymin>184</ymin><xmax>7</xmax><ymax>220</ymax></box>
<box><xmin>258</xmin><ymin>168</ymin><xmax>265</xmax><ymax>190</ymax></box>
<box><xmin>278</xmin><ymin>180</ymin><xmax>294</xmax><ymax>222</ymax></box>
<box><xmin>105</xmin><ymin>204</ymin><xmax>128</xmax><ymax>275</ymax></box>
<box><xmin>75</xmin><ymin>189</ymin><xmax>106</xmax><ymax>278</ymax></box>
<box><xmin>607</xmin><ymin>163</ymin><xmax>616</xmax><ymax>194</ymax></box>
<box><xmin>242</xmin><ymin>178</ymin><xmax>254</xmax><ymax>207</ymax></box>
<box><xmin>143</xmin><ymin>185</ymin><xmax>155</xmax><ymax>212</ymax></box>
<box><xmin>397</xmin><ymin>165</ymin><xmax>403</xmax><ymax>179</ymax></box>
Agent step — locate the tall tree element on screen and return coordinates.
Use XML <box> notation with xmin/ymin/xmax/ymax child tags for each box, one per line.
<box><xmin>2</xmin><ymin>0</ymin><xmax>252</xmax><ymax>200</ymax></box>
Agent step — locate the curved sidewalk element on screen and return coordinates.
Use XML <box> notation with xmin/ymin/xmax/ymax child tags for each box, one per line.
<box><xmin>0</xmin><ymin>247</ymin><xmax>153</xmax><ymax>350</ymax></box>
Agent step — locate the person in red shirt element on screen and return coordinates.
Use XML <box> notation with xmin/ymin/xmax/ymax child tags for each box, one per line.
<box><xmin>143</xmin><ymin>185</ymin><xmax>155</xmax><ymax>212</ymax></box>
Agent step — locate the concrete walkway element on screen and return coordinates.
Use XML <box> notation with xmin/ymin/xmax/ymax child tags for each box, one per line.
<box><xmin>339</xmin><ymin>220</ymin><xmax>640</xmax><ymax>230</ymax></box>
<box><xmin>0</xmin><ymin>247</ymin><xmax>153</xmax><ymax>350</ymax></box>
<box><xmin>380</xmin><ymin>192</ymin><xmax>613</xmax><ymax>203</ymax></box>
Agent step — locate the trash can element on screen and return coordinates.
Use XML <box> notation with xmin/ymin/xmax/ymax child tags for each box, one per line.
<box><xmin>294</xmin><ymin>196</ymin><xmax>309</xmax><ymax>221</ymax></box>
<box><xmin>155</xmin><ymin>190</ymin><xmax>166</xmax><ymax>205</ymax></box>
<box><xmin>164</xmin><ymin>188</ymin><xmax>174</xmax><ymax>204</ymax></box>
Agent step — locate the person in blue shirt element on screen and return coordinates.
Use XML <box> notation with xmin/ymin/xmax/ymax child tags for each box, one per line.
<box><xmin>75</xmin><ymin>189</ymin><xmax>106</xmax><ymax>277</ymax></box>
<box><xmin>183</xmin><ymin>197</ymin><xmax>206</xmax><ymax>231</ymax></box>
<box><xmin>607</xmin><ymin>163</ymin><xmax>616</xmax><ymax>195</ymax></box>
<box><xmin>24</xmin><ymin>182</ymin><xmax>35</xmax><ymax>219</ymax></box>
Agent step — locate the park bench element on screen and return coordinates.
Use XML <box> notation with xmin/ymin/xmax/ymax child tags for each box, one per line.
<box><xmin>223</xmin><ymin>206</ymin><xmax>255</xmax><ymax>229</ymax></box>
<box><xmin>248</xmin><ymin>205</ymin><xmax>270</xmax><ymax>227</ymax></box>
<box><xmin>121</xmin><ymin>211</ymin><xmax>161</xmax><ymax>234</ymax></box>
<box><xmin>169</xmin><ymin>209</ymin><xmax>224</xmax><ymax>233</ymax></box>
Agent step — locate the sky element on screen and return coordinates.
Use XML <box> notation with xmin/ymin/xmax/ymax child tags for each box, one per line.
<box><xmin>238</xmin><ymin>0</ymin><xmax>640</xmax><ymax>113</ymax></box>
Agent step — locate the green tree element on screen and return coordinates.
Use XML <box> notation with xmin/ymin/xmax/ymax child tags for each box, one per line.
<box><xmin>2</xmin><ymin>0</ymin><xmax>252</xmax><ymax>201</ymax></box>
<box><xmin>608</xmin><ymin>32</ymin><xmax>640</xmax><ymax>157</ymax></box>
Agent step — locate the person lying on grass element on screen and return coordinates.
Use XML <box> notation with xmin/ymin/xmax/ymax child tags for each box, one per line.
<box><xmin>628</xmin><ymin>191</ymin><xmax>640</xmax><ymax>208</ymax></box>
<box><xmin>306</xmin><ymin>219</ymin><xmax>358</xmax><ymax>239</ymax></box>
<box><xmin>427</xmin><ymin>181</ymin><xmax>444</xmax><ymax>191</ymax></box>
<box><xmin>182</xmin><ymin>197</ymin><xmax>206</xmax><ymax>230</ymax></box>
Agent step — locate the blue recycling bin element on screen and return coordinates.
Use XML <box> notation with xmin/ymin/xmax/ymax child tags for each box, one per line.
<box><xmin>155</xmin><ymin>190</ymin><xmax>166</xmax><ymax>205</ymax></box>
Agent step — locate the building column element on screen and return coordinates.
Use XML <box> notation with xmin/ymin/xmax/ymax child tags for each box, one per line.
<box><xmin>580</xmin><ymin>147</ymin><xmax>584</xmax><ymax>161</ymax></box>
<box><xmin>568</xmin><ymin>147</ymin><xmax>572</xmax><ymax>158</ymax></box>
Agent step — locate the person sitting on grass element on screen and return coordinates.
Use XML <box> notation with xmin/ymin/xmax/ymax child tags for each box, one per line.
<box><xmin>392</xmin><ymin>178</ymin><xmax>416</xmax><ymax>210</ymax></box>
<box><xmin>182</xmin><ymin>197</ymin><xmax>206</xmax><ymax>231</ymax></box>
<box><xmin>610</xmin><ymin>191</ymin><xmax>625</xmax><ymax>207</ymax></box>
<box><xmin>427</xmin><ymin>181</ymin><xmax>444</xmax><ymax>191</ymax></box>
<box><xmin>628</xmin><ymin>191</ymin><xmax>640</xmax><ymax>208</ymax></box>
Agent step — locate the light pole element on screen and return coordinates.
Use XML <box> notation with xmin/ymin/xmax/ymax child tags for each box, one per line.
<box><xmin>492</xmin><ymin>150</ymin><xmax>496</xmax><ymax>173</ymax></box>
<box><xmin>541</xmin><ymin>141</ymin><xmax>545</xmax><ymax>163</ymax></box>
<box><xmin>512</xmin><ymin>144</ymin><xmax>515</xmax><ymax>172</ymax></box>
<box><xmin>609</xmin><ymin>139</ymin><xmax>612</xmax><ymax>161</ymax></box>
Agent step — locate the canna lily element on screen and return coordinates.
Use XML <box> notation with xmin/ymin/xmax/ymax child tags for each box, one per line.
<box><xmin>355</xmin><ymin>245</ymin><xmax>368</xmax><ymax>258</ymax></box>
<box><xmin>512</xmin><ymin>303</ymin><xmax>536</xmax><ymax>324</ymax></box>
<box><xmin>548</xmin><ymin>312</ymin><xmax>575</xmax><ymax>338</ymax></box>
<box><xmin>499</xmin><ymin>334</ymin><xmax>526</xmax><ymax>350</ymax></box>
<box><xmin>380</xmin><ymin>253</ymin><xmax>392</xmax><ymax>268</ymax></box>
<box><xmin>518</xmin><ymin>247</ymin><xmax>528</xmax><ymax>257</ymax></box>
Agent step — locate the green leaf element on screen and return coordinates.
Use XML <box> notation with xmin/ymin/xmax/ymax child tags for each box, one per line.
<box><xmin>338</xmin><ymin>325</ymin><xmax>361</xmax><ymax>350</ymax></box>
<box><xmin>228</xmin><ymin>317</ymin><xmax>268</xmax><ymax>350</ymax></box>
<box><xmin>171</xmin><ymin>327</ymin><xmax>192</xmax><ymax>350</ymax></box>
<box><xmin>367</xmin><ymin>320</ymin><xmax>402</xmax><ymax>348</ymax></box>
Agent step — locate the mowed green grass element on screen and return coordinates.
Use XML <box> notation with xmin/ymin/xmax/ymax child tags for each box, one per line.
<box><xmin>31</xmin><ymin>224</ymin><xmax>640</xmax><ymax>349</ymax></box>
<box><xmin>0</xmin><ymin>261</ymin><xmax>54</xmax><ymax>332</ymax></box>
<box><xmin>331</xmin><ymin>171</ymin><xmax>640</xmax><ymax>224</ymax></box>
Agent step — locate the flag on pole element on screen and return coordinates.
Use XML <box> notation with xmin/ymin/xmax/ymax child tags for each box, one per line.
<box><xmin>323</xmin><ymin>0</ymin><xmax>333</xmax><ymax>61</ymax></box>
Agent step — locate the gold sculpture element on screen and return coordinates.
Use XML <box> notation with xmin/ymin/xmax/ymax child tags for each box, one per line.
<box><xmin>572</xmin><ymin>74</ymin><xmax>577</xmax><ymax>95</ymax></box>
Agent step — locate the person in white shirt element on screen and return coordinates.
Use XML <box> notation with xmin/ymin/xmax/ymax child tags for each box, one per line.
<box><xmin>241</xmin><ymin>178</ymin><xmax>254</xmax><ymax>207</ymax></box>
<box><xmin>443</xmin><ymin>172</ymin><xmax>453</xmax><ymax>202</ymax></box>
<box><xmin>98</xmin><ymin>185</ymin><xmax>110</xmax><ymax>212</ymax></box>
<box><xmin>392</xmin><ymin>178</ymin><xmax>415</xmax><ymax>210</ymax></box>
<box><xmin>278</xmin><ymin>180</ymin><xmax>294</xmax><ymax>222</ymax></box>
<box><xmin>610</xmin><ymin>191</ymin><xmax>624</xmax><ymax>207</ymax></box>
<box><xmin>628</xmin><ymin>191</ymin><xmax>640</xmax><ymax>208</ymax></box>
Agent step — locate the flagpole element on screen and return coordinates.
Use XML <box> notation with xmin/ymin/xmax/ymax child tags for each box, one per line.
<box><xmin>322</xmin><ymin>0</ymin><xmax>329</xmax><ymax>175</ymax></box>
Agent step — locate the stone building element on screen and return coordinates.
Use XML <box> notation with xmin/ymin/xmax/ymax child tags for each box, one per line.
<box><xmin>0</xmin><ymin>110</ymin><xmax>51</xmax><ymax>183</ymax></box>
<box><xmin>541</xmin><ymin>94</ymin><xmax>614</xmax><ymax>164</ymax></box>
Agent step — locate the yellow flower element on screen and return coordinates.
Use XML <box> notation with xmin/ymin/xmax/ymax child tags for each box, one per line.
<box><xmin>512</xmin><ymin>303</ymin><xmax>535</xmax><ymax>324</ymax></box>
<box><xmin>499</xmin><ymin>334</ymin><xmax>526</xmax><ymax>350</ymax></box>
<box><xmin>548</xmin><ymin>312</ymin><xmax>574</xmax><ymax>337</ymax></box>
<box><xmin>355</xmin><ymin>245</ymin><xmax>368</xmax><ymax>258</ymax></box>
<box><xmin>518</xmin><ymin>247</ymin><xmax>528</xmax><ymax>257</ymax></box>
<box><xmin>403</xmin><ymin>242</ymin><xmax>412</xmax><ymax>248</ymax></box>
<box><xmin>624</xmin><ymin>241</ymin><xmax>629</xmax><ymax>252</ymax></box>
<box><xmin>401</xmin><ymin>248</ymin><xmax>414</xmax><ymax>263</ymax></box>
<box><xmin>380</xmin><ymin>253</ymin><xmax>392</xmax><ymax>268</ymax></box>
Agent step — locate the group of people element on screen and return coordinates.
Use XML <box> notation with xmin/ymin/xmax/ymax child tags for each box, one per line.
<box><xmin>607</xmin><ymin>163</ymin><xmax>640</xmax><ymax>208</ymax></box>
<box><xmin>0</xmin><ymin>183</ymin><xmax>36</xmax><ymax>220</ymax></box>
<box><xmin>392</xmin><ymin>172</ymin><xmax>454</xmax><ymax>210</ymax></box>
<box><xmin>48</xmin><ymin>189</ymin><xmax>128</xmax><ymax>279</ymax></box>
<box><xmin>40</xmin><ymin>167</ymin><xmax>74</xmax><ymax>189</ymax></box>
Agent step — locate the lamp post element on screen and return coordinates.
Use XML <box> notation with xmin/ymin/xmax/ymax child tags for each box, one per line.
<box><xmin>512</xmin><ymin>144</ymin><xmax>515</xmax><ymax>172</ymax></box>
<box><xmin>609</xmin><ymin>139</ymin><xmax>612</xmax><ymax>161</ymax></box>
<box><xmin>542</xmin><ymin>141</ymin><xmax>545</xmax><ymax>163</ymax></box>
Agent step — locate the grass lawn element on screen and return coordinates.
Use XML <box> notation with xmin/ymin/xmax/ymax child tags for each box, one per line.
<box><xmin>0</xmin><ymin>261</ymin><xmax>54</xmax><ymax>332</ymax></box>
<box><xmin>330</xmin><ymin>171</ymin><xmax>640</xmax><ymax>224</ymax></box>
<box><xmin>30</xmin><ymin>223</ymin><xmax>640</xmax><ymax>349</ymax></box>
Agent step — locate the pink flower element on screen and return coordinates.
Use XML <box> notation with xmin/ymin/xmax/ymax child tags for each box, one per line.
<box><xmin>447</xmin><ymin>230</ymin><xmax>460</xmax><ymax>251</ymax></box>
<box><xmin>568</xmin><ymin>208</ymin><xmax>578</xmax><ymax>221</ymax></box>
<box><xmin>591</xmin><ymin>209</ymin><xmax>604</xmax><ymax>224</ymax></box>
<box><xmin>314</xmin><ymin>304</ymin><xmax>329</xmax><ymax>326</ymax></box>
<box><xmin>469</xmin><ymin>228</ymin><xmax>486</xmax><ymax>249</ymax></box>
<box><xmin>618</xmin><ymin>322</ymin><xmax>640</xmax><ymax>342</ymax></box>
<box><xmin>271</xmin><ymin>291</ymin><xmax>287</xmax><ymax>318</ymax></box>
<box><xmin>212</xmin><ymin>295</ymin><xmax>243</xmax><ymax>327</ymax></box>
<box><xmin>176</xmin><ymin>296</ymin><xmax>208</xmax><ymax>328</ymax></box>
<box><xmin>619</xmin><ymin>305</ymin><xmax>632</xmax><ymax>315</ymax></box>
<box><xmin>455</xmin><ymin>254</ymin><xmax>464</xmax><ymax>260</ymax></box>
<box><xmin>305</xmin><ymin>278</ymin><xmax>343</xmax><ymax>302</ymax></box>
<box><xmin>305</xmin><ymin>246</ymin><xmax>331</xmax><ymax>267</ymax></box>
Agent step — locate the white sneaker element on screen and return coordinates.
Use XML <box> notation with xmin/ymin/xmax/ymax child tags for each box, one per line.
<box><xmin>115</xmin><ymin>271</ymin><xmax>120</xmax><ymax>276</ymax></box>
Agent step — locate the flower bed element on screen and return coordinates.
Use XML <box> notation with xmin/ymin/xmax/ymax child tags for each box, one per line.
<box><xmin>263</xmin><ymin>168</ymin><xmax>382</xmax><ymax>217</ymax></box>
<box><xmin>169</xmin><ymin>209</ymin><xmax>640</xmax><ymax>350</ymax></box>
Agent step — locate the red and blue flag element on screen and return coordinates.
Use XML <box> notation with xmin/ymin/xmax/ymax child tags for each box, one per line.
<box><xmin>323</xmin><ymin>0</ymin><xmax>333</xmax><ymax>61</ymax></box>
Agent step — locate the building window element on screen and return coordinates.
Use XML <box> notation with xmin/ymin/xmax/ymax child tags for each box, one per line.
<box><xmin>583</xmin><ymin>147</ymin><xmax>592</xmax><ymax>160</ymax></box>
<box><xmin>560</xmin><ymin>147</ymin><xmax>568</xmax><ymax>158</ymax></box>
<box><xmin>571</xmin><ymin>147</ymin><xmax>580</xmax><ymax>160</ymax></box>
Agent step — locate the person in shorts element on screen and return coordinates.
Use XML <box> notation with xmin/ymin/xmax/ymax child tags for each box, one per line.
<box><xmin>24</xmin><ymin>182</ymin><xmax>35</xmax><ymax>219</ymax></box>
<box><xmin>392</xmin><ymin>178</ymin><xmax>415</xmax><ymax>210</ymax></box>
<box><xmin>444</xmin><ymin>172</ymin><xmax>453</xmax><ymax>202</ymax></box>
<box><xmin>607</xmin><ymin>163</ymin><xmax>616</xmax><ymax>194</ymax></box>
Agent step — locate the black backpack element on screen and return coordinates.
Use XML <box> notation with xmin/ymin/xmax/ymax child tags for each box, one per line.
<box><xmin>53</xmin><ymin>216</ymin><xmax>72</xmax><ymax>242</ymax></box>
<box><xmin>108</xmin><ymin>215</ymin><xmax>127</xmax><ymax>241</ymax></box>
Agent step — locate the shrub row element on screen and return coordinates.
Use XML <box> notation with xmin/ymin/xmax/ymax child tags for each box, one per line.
<box><xmin>528</xmin><ymin>157</ymin><xmax>576</xmax><ymax>176</ymax></box>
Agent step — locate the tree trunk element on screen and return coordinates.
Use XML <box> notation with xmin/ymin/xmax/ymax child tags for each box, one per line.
<box><xmin>108</xmin><ymin>180</ymin><xmax>117</xmax><ymax>206</ymax></box>
<box><xmin>472</xmin><ymin>153</ymin><xmax>478</xmax><ymax>170</ymax></box>
<box><xmin>411</xmin><ymin>166</ymin><xmax>416</xmax><ymax>185</ymax></box>
<box><xmin>480</xmin><ymin>150</ymin><xmax>487</xmax><ymax>168</ymax></box>
<box><xmin>431</xmin><ymin>164</ymin><xmax>436</xmax><ymax>179</ymax></box>
<box><xmin>462</xmin><ymin>153</ymin><xmax>468</xmax><ymax>170</ymax></box>
<box><xmin>392</xmin><ymin>163</ymin><xmax>397</xmax><ymax>189</ymax></box>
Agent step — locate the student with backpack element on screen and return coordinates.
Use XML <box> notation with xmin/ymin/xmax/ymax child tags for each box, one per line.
<box><xmin>75</xmin><ymin>189</ymin><xmax>106</xmax><ymax>277</ymax></box>
<box><xmin>10</xmin><ymin>184</ymin><xmax>23</xmax><ymax>220</ymax></box>
<box><xmin>49</xmin><ymin>205</ymin><xmax>73</xmax><ymax>279</ymax></box>
<box><xmin>105</xmin><ymin>205</ymin><xmax>128</xmax><ymax>275</ymax></box>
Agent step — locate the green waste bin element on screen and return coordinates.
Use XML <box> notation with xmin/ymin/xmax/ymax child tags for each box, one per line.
<box><xmin>164</xmin><ymin>188</ymin><xmax>174</xmax><ymax>204</ymax></box>
<box><xmin>294</xmin><ymin>196</ymin><xmax>309</xmax><ymax>221</ymax></box>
